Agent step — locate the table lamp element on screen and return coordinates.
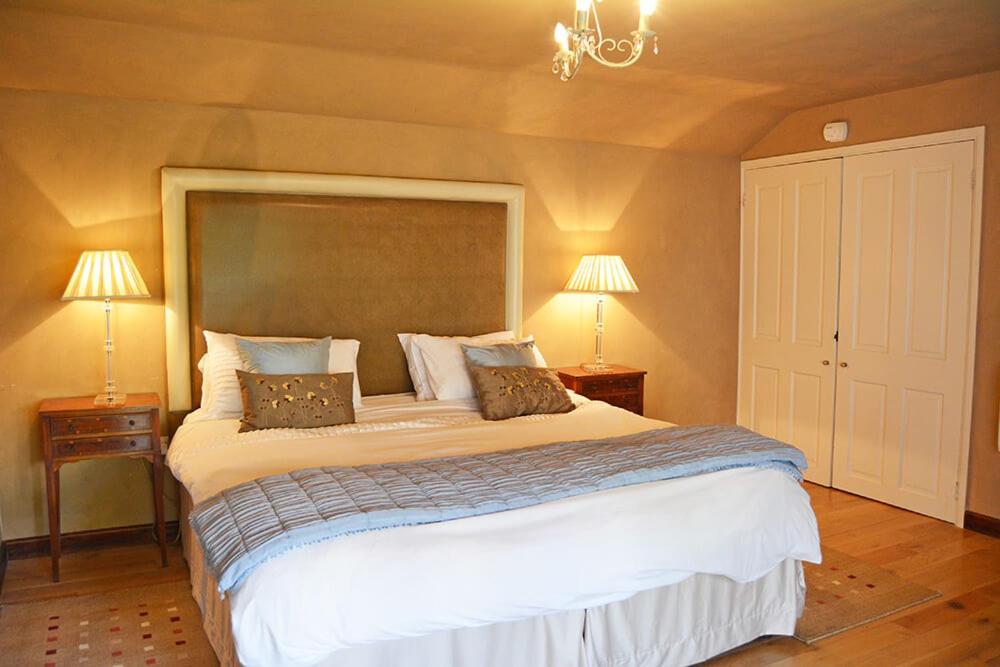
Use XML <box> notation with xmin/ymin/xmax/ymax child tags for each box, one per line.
<box><xmin>62</xmin><ymin>250</ymin><xmax>150</xmax><ymax>406</ymax></box>
<box><xmin>564</xmin><ymin>255</ymin><xmax>639</xmax><ymax>372</ymax></box>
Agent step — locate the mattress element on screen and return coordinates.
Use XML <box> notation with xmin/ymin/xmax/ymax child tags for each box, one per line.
<box><xmin>169</xmin><ymin>393</ymin><xmax>820</xmax><ymax>667</ymax></box>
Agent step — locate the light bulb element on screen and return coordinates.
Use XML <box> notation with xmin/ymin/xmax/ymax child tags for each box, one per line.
<box><xmin>554</xmin><ymin>22</ymin><xmax>570</xmax><ymax>51</ymax></box>
<box><xmin>574</xmin><ymin>0</ymin><xmax>591</xmax><ymax>30</ymax></box>
<box><xmin>639</xmin><ymin>0</ymin><xmax>656</xmax><ymax>16</ymax></box>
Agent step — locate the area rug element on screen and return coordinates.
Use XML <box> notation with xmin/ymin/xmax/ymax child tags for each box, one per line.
<box><xmin>0</xmin><ymin>580</ymin><xmax>216</xmax><ymax>666</ymax></box>
<box><xmin>795</xmin><ymin>546</ymin><xmax>940</xmax><ymax>643</ymax></box>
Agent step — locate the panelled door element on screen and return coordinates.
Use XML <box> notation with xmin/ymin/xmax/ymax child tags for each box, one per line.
<box><xmin>832</xmin><ymin>141</ymin><xmax>975</xmax><ymax>521</ymax></box>
<box><xmin>739</xmin><ymin>159</ymin><xmax>842</xmax><ymax>485</ymax></box>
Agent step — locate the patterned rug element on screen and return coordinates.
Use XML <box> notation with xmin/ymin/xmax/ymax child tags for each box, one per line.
<box><xmin>795</xmin><ymin>546</ymin><xmax>940</xmax><ymax>643</ymax></box>
<box><xmin>0</xmin><ymin>580</ymin><xmax>217</xmax><ymax>666</ymax></box>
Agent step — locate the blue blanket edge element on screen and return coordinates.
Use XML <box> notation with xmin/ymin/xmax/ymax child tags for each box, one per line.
<box><xmin>199</xmin><ymin>451</ymin><xmax>804</xmax><ymax>593</ymax></box>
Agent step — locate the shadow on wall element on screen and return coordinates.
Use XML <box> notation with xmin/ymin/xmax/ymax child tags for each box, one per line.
<box><xmin>515</xmin><ymin>89</ymin><xmax>753</xmax><ymax>333</ymax></box>
<box><xmin>0</xmin><ymin>149</ymin><xmax>167</xmax><ymax>357</ymax></box>
<box><xmin>170</xmin><ymin>108</ymin><xmax>261</xmax><ymax>172</ymax></box>
<box><xmin>611</xmin><ymin>150</ymin><xmax>739</xmax><ymax>424</ymax></box>
<box><xmin>524</xmin><ymin>146</ymin><xmax>739</xmax><ymax>424</ymax></box>
<box><xmin>0</xmin><ymin>148</ymin><xmax>78</xmax><ymax>357</ymax></box>
<box><xmin>524</xmin><ymin>142</ymin><xmax>661</xmax><ymax>233</ymax></box>
<box><xmin>541</xmin><ymin>95</ymin><xmax>752</xmax><ymax>418</ymax></box>
<box><xmin>514</xmin><ymin>134</ymin><xmax>662</xmax><ymax>367</ymax></box>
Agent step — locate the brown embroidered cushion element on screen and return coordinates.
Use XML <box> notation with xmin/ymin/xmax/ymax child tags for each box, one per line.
<box><xmin>468</xmin><ymin>365</ymin><xmax>575</xmax><ymax>421</ymax></box>
<box><xmin>236</xmin><ymin>371</ymin><xmax>356</xmax><ymax>432</ymax></box>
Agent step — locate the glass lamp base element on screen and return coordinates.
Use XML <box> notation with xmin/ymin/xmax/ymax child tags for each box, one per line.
<box><xmin>580</xmin><ymin>362</ymin><xmax>613</xmax><ymax>373</ymax></box>
<box><xmin>94</xmin><ymin>392</ymin><xmax>127</xmax><ymax>407</ymax></box>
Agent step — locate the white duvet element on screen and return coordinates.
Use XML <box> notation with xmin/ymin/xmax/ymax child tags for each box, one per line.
<box><xmin>169</xmin><ymin>394</ymin><xmax>821</xmax><ymax>667</ymax></box>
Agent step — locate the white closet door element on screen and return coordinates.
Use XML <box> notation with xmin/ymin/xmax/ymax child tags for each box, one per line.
<box><xmin>739</xmin><ymin>159</ymin><xmax>841</xmax><ymax>485</ymax></box>
<box><xmin>833</xmin><ymin>141</ymin><xmax>975</xmax><ymax>521</ymax></box>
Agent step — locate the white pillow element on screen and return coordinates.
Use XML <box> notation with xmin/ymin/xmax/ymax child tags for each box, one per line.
<box><xmin>398</xmin><ymin>331</ymin><xmax>515</xmax><ymax>400</ymax></box>
<box><xmin>396</xmin><ymin>333</ymin><xmax>435</xmax><ymax>401</ymax></box>
<box><xmin>522</xmin><ymin>335</ymin><xmax>548</xmax><ymax>367</ymax></box>
<box><xmin>196</xmin><ymin>353</ymin><xmax>212</xmax><ymax>410</ymax></box>
<box><xmin>412</xmin><ymin>334</ymin><xmax>547</xmax><ymax>401</ymax></box>
<box><xmin>200</xmin><ymin>330</ymin><xmax>362</xmax><ymax>417</ymax></box>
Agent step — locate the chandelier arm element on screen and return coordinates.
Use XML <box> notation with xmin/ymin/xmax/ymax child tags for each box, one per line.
<box><xmin>587</xmin><ymin>36</ymin><xmax>644</xmax><ymax>68</ymax></box>
<box><xmin>554</xmin><ymin>60</ymin><xmax>581</xmax><ymax>81</ymax></box>
<box><xmin>552</xmin><ymin>45</ymin><xmax>585</xmax><ymax>81</ymax></box>
<box><xmin>590</xmin><ymin>2</ymin><xmax>604</xmax><ymax>43</ymax></box>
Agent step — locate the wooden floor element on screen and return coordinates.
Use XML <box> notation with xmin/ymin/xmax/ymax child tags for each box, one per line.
<box><xmin>0</xmin><ymin>541</ymin><xmax>188</xmax><ymax>607</ymax></box>
<box><xmin>2</xmin><ymin>484</ymin><xmax>999</xmax><ymax>665</ymax></box>
<box><xmin>713</xmin><ymin>485</ymin><xmax>1000</xmax><ymax>665</ymax></box>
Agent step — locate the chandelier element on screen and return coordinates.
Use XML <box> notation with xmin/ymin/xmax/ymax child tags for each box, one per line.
<box><xmin>552</xmin><ymin>0</ymin><xmax>658</xmax><ymax>81</ymax></box>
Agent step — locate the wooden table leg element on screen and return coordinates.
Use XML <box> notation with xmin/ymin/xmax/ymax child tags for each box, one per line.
<box><xmin>152</xmin><ymin>453</ymin><xmax>168</xmax><ymax>567</ymax></box>
<box><xmin>46</xmin><ymin>463</ymin><xmax>61</xmax><ymax>582</ymax></box>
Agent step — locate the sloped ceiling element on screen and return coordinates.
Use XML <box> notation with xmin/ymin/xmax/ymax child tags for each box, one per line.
<box><xmin>2</xmin><ymin>0</ymin><xmax>998</xmax><ymax>154</ymax></box>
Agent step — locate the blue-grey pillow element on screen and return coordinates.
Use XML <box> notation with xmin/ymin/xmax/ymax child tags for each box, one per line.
<box><xmin>461</xmin><ymin>341</ymin><xmax>539</xmax><ymax>368</ymax></box>
<box><xmin>236</xmin><ymin>337</ymin><xmax>331</xmax><ymax>375</ymax></box>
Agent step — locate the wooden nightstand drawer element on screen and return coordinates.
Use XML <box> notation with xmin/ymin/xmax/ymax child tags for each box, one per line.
<box><xmin>579</xmin><ymin>375</ymin><xmax>641</xmax><ymax>394</ymax></box>
<box><xmin>49</xmin><ymin>413</ymin><xmax>152</xmax><ymax>438</ymax></box>
<box><xmin>55</xmin><ymin>434</ymin><xmax>154</xmax><ymax>458</ymax></box>
<box><xmin>599</xmin><ymin>393</ymin><xmax>642</xmax><ymax>413</ymax></box>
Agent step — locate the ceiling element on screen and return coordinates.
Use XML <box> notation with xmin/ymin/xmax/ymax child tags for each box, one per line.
<box><xmin>2</xmin><ymin>0</ymin><xmax>999</xmax><ymax>153</ymax></box>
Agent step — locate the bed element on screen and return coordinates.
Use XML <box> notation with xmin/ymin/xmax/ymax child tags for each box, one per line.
<box><xmin>159</xmin><ymin>169</ymin><xmax>821</xmax><ymax>667</ymax></box>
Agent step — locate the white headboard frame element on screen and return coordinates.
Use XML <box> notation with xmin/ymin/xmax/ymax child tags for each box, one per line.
<box><xmin>161</xmin><ymin>167</ymin><xmax>525</xmax><ymax>412</ymax></box>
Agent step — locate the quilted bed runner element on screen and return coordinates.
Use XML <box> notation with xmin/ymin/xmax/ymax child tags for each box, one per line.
<box><xmin>191</xmin><ymin>424</ymin><xmax>807</xmax><ymax>593</ymax></box>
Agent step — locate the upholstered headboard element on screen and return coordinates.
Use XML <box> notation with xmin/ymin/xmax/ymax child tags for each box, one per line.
<box><xmin>162</xmin><ymin>168</ymin><xmax>525</xmax><ymax>418</ymax></box>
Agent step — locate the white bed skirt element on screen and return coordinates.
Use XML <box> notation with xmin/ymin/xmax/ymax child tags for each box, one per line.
<box><xmin>314</xmin><ymin>558</ymin><xmax>803</xmax><ymax>667</ymax></box>
<box><xmin>585</xmin><ymin>558</ymin><xmax>803</xmax><ymax>666</ymax></box>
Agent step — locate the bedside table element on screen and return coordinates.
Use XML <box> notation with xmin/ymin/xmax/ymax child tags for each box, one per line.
<box><xmin>39</xmin><ymin>393</ymin><xmax>167</xmax><ymax>581</ymax></box>
<box><xmin>557</xmin><ymin>365</ymin><xmax>647</xmax><ymax>415</ymax></box>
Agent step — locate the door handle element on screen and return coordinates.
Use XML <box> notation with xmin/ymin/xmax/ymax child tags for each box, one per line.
<box><xmin>821</xmin><ymin>360</ymin><xmax>830</xmax><ymax>366</ymax></box>
<box><xmin>840</xmin><ymin>362</ymin><xmax>848</xmax><ymax>368</ymax></box>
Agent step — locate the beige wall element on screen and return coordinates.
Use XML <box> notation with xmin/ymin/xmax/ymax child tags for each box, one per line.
<box><xmin>745</xmin><ymin>70</ymin><xmax>1000</xmax><ymax>520</ymax></box>
<box><xmin>0</xmin><ymin>88</ymin><xmax>740</xmax><ymax>539</ymax></box>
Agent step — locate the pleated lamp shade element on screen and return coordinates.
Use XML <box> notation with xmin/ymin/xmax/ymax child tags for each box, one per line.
<box><xmin>564</xmin><ymin>255</ymin><xmax>639</xmax><ymax>293</ymax></box>
<box><xmin>62</xmin><ymin>250</ymin><xmax>151</xmax><ymax>300</ymax></box>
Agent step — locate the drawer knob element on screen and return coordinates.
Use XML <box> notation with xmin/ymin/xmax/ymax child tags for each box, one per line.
<box><xmin>128</xmin><ymin>419</ymin><xmax>136</xmax><ymax>426</ymax></box>
<box><xmin>129</xmin><ymin>440</ymin><xmax>137</xmax><ymax>447</ymax></box>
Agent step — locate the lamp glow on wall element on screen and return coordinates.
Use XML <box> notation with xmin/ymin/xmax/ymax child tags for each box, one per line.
<box><xmin>62</xmin><ymin>250</ymin><xmax>150</xmax><ymax>406</ymax></box>
<box><xmin>564</xmin><ymin>255</ymin><xmax>639</xmax><ymax>372</ymax></box>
